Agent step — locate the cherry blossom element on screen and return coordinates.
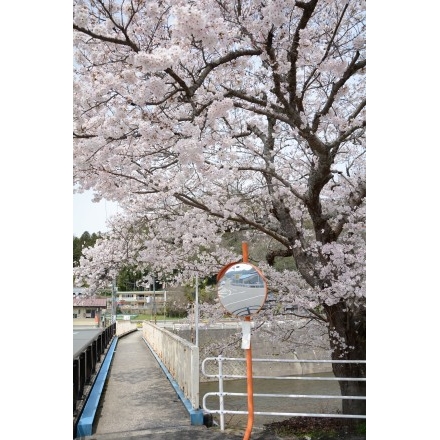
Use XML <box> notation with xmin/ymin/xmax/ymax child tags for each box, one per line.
<box><xmin>73</xmin><ymin>0</ymin><xmax>366</xmax><ymax>416</ymax></box>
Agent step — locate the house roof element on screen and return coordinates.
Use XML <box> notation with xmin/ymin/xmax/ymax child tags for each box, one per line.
<box><xmin>73</xmin><ymin>298</ymin><xmax>107</xmax><ymax>308</ymax></box>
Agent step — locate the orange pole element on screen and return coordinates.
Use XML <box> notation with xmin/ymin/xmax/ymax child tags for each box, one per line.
<box><xmin>243</xmin><ymin>315</ymin><xmax>254</xmax><ymax>440</ymax></box>
<box><xmin>242</xmin><ymin>241</ymin><xmax>249</xmax><ymax>263</ymax></box>
<box><xmin>242</xmin><ymin>241</ymin><xmax>253</xmax><ymax>439</ymax></box>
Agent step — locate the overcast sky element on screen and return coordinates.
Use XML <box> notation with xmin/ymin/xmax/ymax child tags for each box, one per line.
<box><xmin>73</xmin><ymin>190</ymin><xmax>120</xmax><ymax>236</ymax></box>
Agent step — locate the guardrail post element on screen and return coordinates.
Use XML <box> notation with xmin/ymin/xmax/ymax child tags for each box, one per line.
<box><xmin>218</xmin><ymin>355</ymin><xmax>225</xmax><ymax>431</ymax></box>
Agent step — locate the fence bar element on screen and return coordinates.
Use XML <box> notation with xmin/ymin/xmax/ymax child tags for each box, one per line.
<box><xmin>201</xmin><ymin>356</ymin><xmax>366</xmax><ymax>430</ymax></box>
<box><xmin>203</xmin><ymin>356</ymin><xmax>366</xmax><ymax>364</ymax></box>
<box><xmin>203</xmin><ymin>373</ymin><xmax>365</xmax><ymax>381</ymax></box>
<box><xmin>204</xmin><ymin>392</ymin><xmax>365</xmax><ymax>400</ymax></box>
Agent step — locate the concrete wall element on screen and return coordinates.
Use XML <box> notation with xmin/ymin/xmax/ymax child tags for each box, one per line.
<box><xmin>72</xmin><ymin>320</ymin><xmax>137</xmax><ymax>336</ymax></box>
<box><xmin>173</xmin><ymin>325</ymin><xmax>333</xmax><ymax>378</ymax></box>
<box><xmin>116</xmin><ymin>321</ymin><xmax>138</xmax><ymax>336</ymax></box>
<box><xmin>142</xmin><ymin>322</ymin><xmax>199</xmax><ymax>410</ymax></box>
<box><xmin>73</xmin><ymin>318</ymin><xmax>100</xmax><ymax>327</ymax></box>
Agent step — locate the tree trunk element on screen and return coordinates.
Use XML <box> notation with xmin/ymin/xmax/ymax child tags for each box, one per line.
<box><xmin>324</xmin><ymin>301</ymin><xmax>366</xmax><ymax>415</ymax></box>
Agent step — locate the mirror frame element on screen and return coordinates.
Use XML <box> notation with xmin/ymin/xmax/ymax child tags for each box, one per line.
<box><xmin>217</xmin><ymin>262</ymin><xmax>268</xmax><ymax>317</ymax></box>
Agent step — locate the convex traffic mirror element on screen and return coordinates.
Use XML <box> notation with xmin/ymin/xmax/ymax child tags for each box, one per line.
<box><xmin>217</xmin><ymin>263</ymin><xmax>267</xmax><ymax>317</ymax></box>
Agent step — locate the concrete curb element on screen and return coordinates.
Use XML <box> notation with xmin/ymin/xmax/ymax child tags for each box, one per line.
<box><xmin>76</xmin><ymin>337</ymin><xmax>118</xmax><ymax>437</ymax></box>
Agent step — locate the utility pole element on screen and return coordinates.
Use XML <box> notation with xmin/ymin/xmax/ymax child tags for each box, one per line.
<box><xmin>112</xmin><ymin>276</ymin><xmax>116</xmax><ymax>324</ymax></box>
<box><xmin>153</xmin><ymin>274</ymin><xmax>156</xmax><ymax>324</ymax></box>
<box><xmin>163</xmin><ymin>290</ymin><xmax>166</xmax><ymax>321</ymax></box>
<box><xmin>195</xmin><ymin>273</ymin><xmax>199</xmax><ymax>347</ymax></box>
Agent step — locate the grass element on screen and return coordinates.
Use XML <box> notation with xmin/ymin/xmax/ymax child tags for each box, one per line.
<box><xmin>263</xmin><ymin>417</ymin><xmax>366</xmax><ymax>439</ymax></box>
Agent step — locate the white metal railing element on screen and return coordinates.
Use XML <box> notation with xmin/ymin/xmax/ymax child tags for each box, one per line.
<box><xmin>201</xmin><ymin>356</ymin><xmax>366</xmax><ymax>431</ymax></box>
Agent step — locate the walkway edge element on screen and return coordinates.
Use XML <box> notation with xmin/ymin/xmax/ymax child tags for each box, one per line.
<box><xmin>142</xmin><ymin>336</ymin><xmax>204</xmax><ymax>425</ymax></box>
<box><xmin>76</xmin><ymin>336</ymin><xmax>118</xmax><ymax>437</ymax></box>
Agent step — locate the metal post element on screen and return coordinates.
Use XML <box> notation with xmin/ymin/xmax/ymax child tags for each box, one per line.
<box><xmin>218</xmin><ymin>355</ymin><xmax>225</xmax><ymax>431</ymax></box>
<box><xmin>242</xmin><ymin>241</ymin><xmax>249</xmax><ymax>263</ymax></box>
<box><xmin>243</xmin><ymin>316</ymin><xmax>254</xmax><ymax>440</ymax></box>
<box><xmin>241</xmin><ymin>242</ymin><xmax>254</xmax><ymax>440</ymax></box>
<box><xmin>163</xmin><ymin>290</ymin><xmax>166</xmax><ymax>321</ymax></box>
<box><xmin>195</xmin><ymin>274</ymin><xmax>199</xmax><ymax>347</ymax></box>
<box><xmin>153</xmin><ymin>274</ymin><xmax>156</xmax><ymax>324</ymax></box>
<box><xmin>112</xmin><ymin>277</ymin><xmax>116</xmax><ymax>324</ymax></box>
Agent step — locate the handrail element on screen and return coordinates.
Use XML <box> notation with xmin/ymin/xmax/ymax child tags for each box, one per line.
<box><xmin>73</xmin><ymin>323</ymin><xmax>116</xmax><ymax>430</ymax></box>
<box><xmin>201</xmin><ymin>355</ymin><xmax>366</xmax><ymax>431</ymax></box>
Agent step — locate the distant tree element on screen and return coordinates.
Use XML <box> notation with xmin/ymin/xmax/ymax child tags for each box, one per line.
<box><xmin>73</xmin><ymin>231</ymin><xmax>101</xmax><ymax>267</ymax></box>
<box><xmin>117</xmin><ymin>266</ymin><xmax>143</xmax><ymax>291</ymax></box>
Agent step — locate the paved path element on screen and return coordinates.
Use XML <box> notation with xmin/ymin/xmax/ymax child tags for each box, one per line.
<box><xmin>77</xmin><ymin>330</ymin><xmax>276</xmax><ymax>440</ymax></box>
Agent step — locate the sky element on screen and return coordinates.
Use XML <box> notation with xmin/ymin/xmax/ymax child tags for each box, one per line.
<box><xmin>73</xmin><ymin>190</ymin><xmax>120</xmax><ymax>236</ymax></box>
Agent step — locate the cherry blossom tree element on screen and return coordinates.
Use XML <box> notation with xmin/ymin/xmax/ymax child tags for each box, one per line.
<box><xmin>73</xmin><ymin>0</ymin><xmax>366</xmax><ymax>415</ymax></box>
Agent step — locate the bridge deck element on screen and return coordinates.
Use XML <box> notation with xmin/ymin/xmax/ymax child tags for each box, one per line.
<box><xmin>76</xmin><ymin>329</ymin><xmax>249</xmax><ymax>440</ymax></box>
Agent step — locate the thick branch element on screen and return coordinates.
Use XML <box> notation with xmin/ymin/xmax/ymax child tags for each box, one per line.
<box><xmin>73</xmin><ymin>24</ymin><xmax>140</xmax><ymax>52</ymax></box>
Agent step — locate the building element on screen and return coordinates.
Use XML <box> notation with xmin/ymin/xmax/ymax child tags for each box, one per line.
<box><xmin>115</xmin><ymin>290</ymin><xmax>168</xmax><ymax>315</ymax></box>
<box><xmin>73</xmin><ymin>297</ymin><xmax>108</xmax><ymax>326</ymax></box>
<box><xmin>73</xmin><ymin>287</ymin><xmax>178</xmax><ymax>322</ymax></box>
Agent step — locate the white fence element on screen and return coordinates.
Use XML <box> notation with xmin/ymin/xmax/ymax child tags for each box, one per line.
<box><xmin>142</xmin><ymin>322</ymin><xmax>365</xmax><ymax>431</ymax></box>
<box><xmin>201</xmin><ymin>356</ymin><xmax>366</xmax><ymax>431</ymax></box>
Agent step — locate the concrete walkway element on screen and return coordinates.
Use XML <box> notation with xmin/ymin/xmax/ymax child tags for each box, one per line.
<box><xmin>76</xmin><ymin>330</ymin><xmax>277</xmax><ymax>440</ymax></box>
